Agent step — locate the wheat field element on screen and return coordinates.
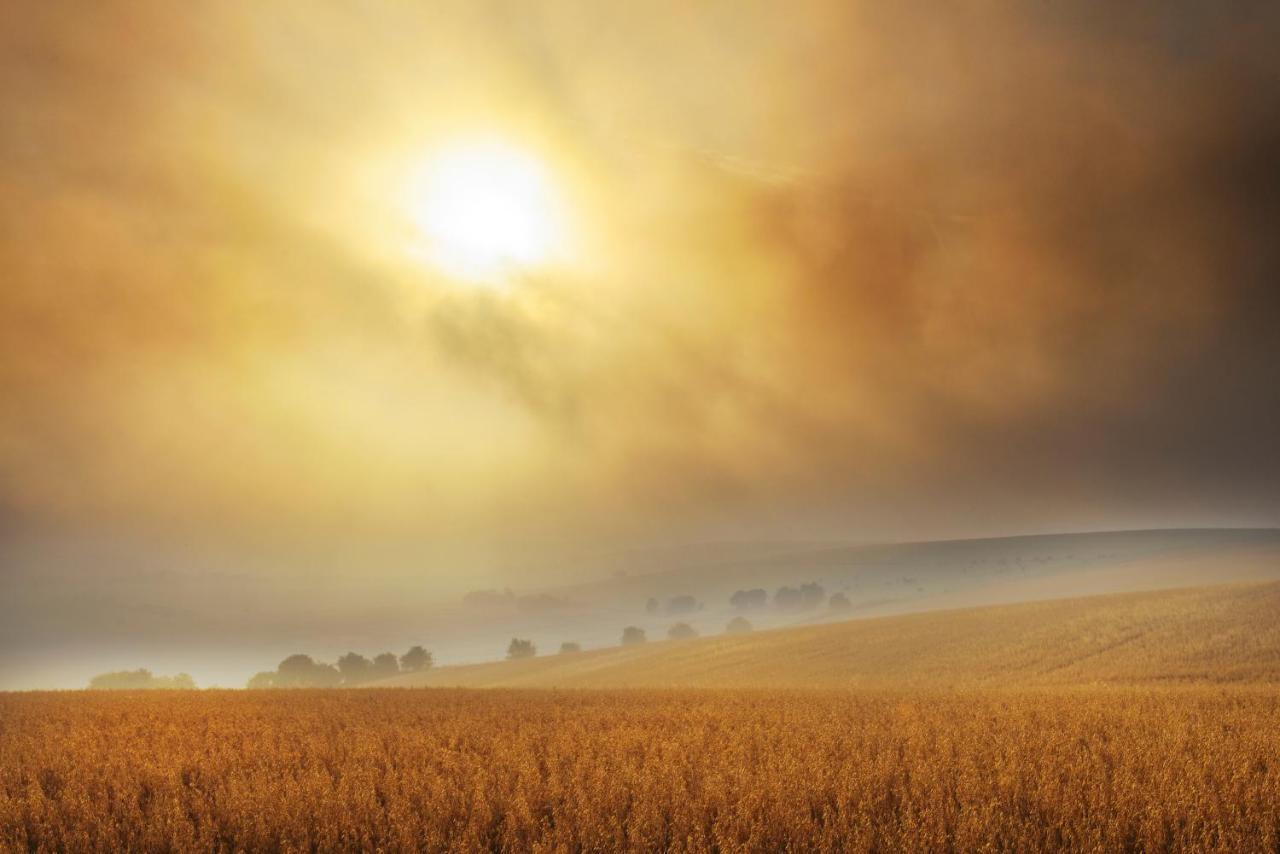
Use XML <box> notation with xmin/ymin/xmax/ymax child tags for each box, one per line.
<box><xmin>386</xmin><ymin>582</ymin><xmax>1280</xmax><ymax>691</ymax></box>
<box><xmin>3</xmin><ymin>687</ymin><xmax>1280</xmax><ymax>852</ymax></box>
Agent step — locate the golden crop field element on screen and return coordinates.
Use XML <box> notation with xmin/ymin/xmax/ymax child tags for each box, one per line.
<box><xmin>386</xmin><ymin>582</ymin><xmax>1280</xmax><ymax>691</ymax></box>
<box><xmin>3</xmin><ymin>687</ymin><xmax>1279</xmax><ymax>852</ymax></box>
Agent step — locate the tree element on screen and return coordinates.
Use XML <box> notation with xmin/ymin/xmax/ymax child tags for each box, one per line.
<box><xmin>800</xmin><ymin>582</ymin><xmax>826</xmax><ymax>610</ymax></box>
<box><xmin>371</xmin><ymin>652</ymin><xmax>400</xmax><ymax>680</ymax></box>
<box><xmin>829</xmin><ymin>592</ymin><xmax>853</xmax><ymax>612</ymax></box>
<box><xmin>726</xmin><ymin>616</ymin><xmax>753</xmax><ymax>634</ymax></box>
<box><xmin>730</xmin><ymin>588</ymin><xmax>768</xmax><ymax>610</ymax></box>
<box><xmin>507</xmin><ymin>638</ymin><xmax>537</xmax><ymax>659</ymax></box>
<box><xmin>774</xmin><ymin>583</ymin><xmax>826</xmax><ymax>612</ymax></box>
<box><xmin>247</xmin><ymin>671</ymin><xmax>277</xmax><ymax>689</ymax></box>
<box><xmin>559</xmin><ymin>642</ymin><xmax>582</xmax><ymax>654</ymax></box>
<box><xmin>774</xmin><ymin>586</ymin><xmax>802</xmax><ymax>611</ymax></box>
<box><xmin>667</xmin><ymin>622</ymin><xmax>698</xmax><ymax>640</ymax></box>
<box><xmin>645</xmin><ymin>597</ymin><xmax>659</xmax><ymax>615</ymax></box>
<box><xmin>87</xmin><ymin>669</ymin><xmax>197</xmax><ymax>690</ymax></box>
<box><xmin>337</xmin><ymin>652</ymin><xmax>373</xmax><ymax>686</ymax></box>
<box><xmin>666</xmin><ymin>595</ymin><xmax>700</xmax><ymax>615</ymax></box>
<box><xmin>621</xmin><ymin>626</ymin><xmax>647</xmax><ymax>645</ymax></box>
<box><xmin>400</xmin><ymin>645</ymin><xmax>433</xmax><ymax>672</ymax></box>
<box><xmin>274</xmin><ymin>654</ymin><xmax>341</xmax><ymax>688</ymax></box>
<box><xmin>275</xmin><ymin>654</ymin><xmax>319</xmax><ymax>687</ymax></box>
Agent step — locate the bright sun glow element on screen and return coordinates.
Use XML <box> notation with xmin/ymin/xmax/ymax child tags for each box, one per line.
<box><xmin>407</xmin><ymin>140</ymin><xmax>567</xmax><ymax>284</ymax></box>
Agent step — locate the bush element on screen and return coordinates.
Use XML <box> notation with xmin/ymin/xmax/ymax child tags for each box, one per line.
<box><xmin>829</xmin><ymin>592</ymin><xmax>853</xmax><ymax>612</ymax></box>
<box><xmin>621</xmin><ymin>626</ymin><xmax>647</xmax><ymax>645</ymax></box>
<box><xmin>668</xmin><ymin>622</ymin><xmax>698</xmax><ymax>640</ymax></box>
<box><xmin>559</xmin><ymin>642</ymin><xmax>582</xmax><ymax>654</ymax></box>
<box><xmin>507</xmin><ymin>638</ymin><xmax>537</xmax><ymax>660</ymax></box>
<box><xmin>726</xmin><ymin>616</ymin><xmax>753</xmax><ymax>634</ymax></box>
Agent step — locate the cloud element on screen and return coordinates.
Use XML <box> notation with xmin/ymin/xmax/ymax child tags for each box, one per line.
<box><xmin>0</xmin><ymin>0</ymin><xmax>1278</xmax><ymax>567</ymax></box>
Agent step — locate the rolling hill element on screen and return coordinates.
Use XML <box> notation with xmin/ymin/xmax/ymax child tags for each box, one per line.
<box><xmin>384</xmin><ymin>580</ymin><xmax>1280</xmax><ymax>690</ymax></box>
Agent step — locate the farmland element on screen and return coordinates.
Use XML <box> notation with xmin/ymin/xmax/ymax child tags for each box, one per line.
<box><xmin>385</xmin><ymin>581</ymin><xmax>1280</xmax><ymax>690</ymax></box>
<box><xmin>4</xmin><ymin>687</ymin><xmax>1280</xmax><ymax>852</ymax></box>
<box><xmin>6</xmin><ymin>582</ymin><xmax>1280</xmax><ymax>851</ymax></box>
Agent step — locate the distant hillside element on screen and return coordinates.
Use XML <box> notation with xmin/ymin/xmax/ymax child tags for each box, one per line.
<box><xmin>384</xmin><ymin>581</ymin><xmax>1280</xmax><ymax>690</ymax></box>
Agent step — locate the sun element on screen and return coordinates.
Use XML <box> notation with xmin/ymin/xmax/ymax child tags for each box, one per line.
<box><xmin>406</xmin><ymin>139</ymin><xmax>567</xmax><ymax>284</ymax></box>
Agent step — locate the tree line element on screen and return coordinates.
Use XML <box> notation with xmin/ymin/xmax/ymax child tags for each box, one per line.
<box><xmin>87</xmin><ymin>669</ymin><xmax>197</xmax><ymax>690</ymax></box>
<box><xmin>729</xmin><ymin>584</ymin><xmax>852</xmax><ymax>613</ymax></box>
<box><xmin>247</xmin><ymin>645</ymin><xmax>433</xmax><ymax>689</ymax></box>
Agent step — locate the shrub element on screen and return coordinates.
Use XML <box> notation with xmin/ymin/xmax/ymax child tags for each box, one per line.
<box><xmin>726</xmin><ymin>616</ymin><xmax>753</xmax><ymax>634</ymax></box>
<box><xmin>621</xmin><ymin>626</ymin><xmax>647</xmax><ymax>645</ymax></box>
<box><xmin>829</xmin><ymin>592</ymin><xmax>853</xmax><ymax>612</ymax></box>
<box><xmin>559</xmin><ymin>642</ymin><xmax>582</xmax><ymax>654</ymax></box>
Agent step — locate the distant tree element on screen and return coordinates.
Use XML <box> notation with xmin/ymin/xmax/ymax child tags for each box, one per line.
<box><xmin>277</xmin><ymin>653</ymin><xmax>317</xmax><ymax>677</ymax></box>
<box><xmin>666</xmin><ymin>595</ymin><xmax>700</xmax><ymax>615</ymax></box>
<box><xmin>311</xmin><ymin>664</ymin><xmax>342</xmax><ymax>688</ymax></box>
<box><xmin>371</xmin><ymin>652</ymin><xmax>400</xmax><ymax>680</ymax></box>
<box><xmin>645</xmin><ymin>597</ymin><xmax>659</xmax><ymax>615</ymax></box>
<box><xmin>829</xmin><ymin>592</ymin><xmax>853</xmax><ymax>612</ymax></box>
<box><xmin>399</xmin><ymin>645</ymin><xmax>433</xmax><ymax>672</ymax></box>
<box><xmin>774</xmin><ymin>586</ymin><xmax>802</xmax><ymax>611</ymax></box>
<box><xmin>337</xmin><ymin>652</ymin><xmax>373</xmax><ymax>686</ymax></box>
<box><xmin>88</xmin><ymin>669</ymin><xmax>154</xmax><ymax>690</ymax></box>
<box><xmin>507</xmin><ymin>638</ymin><xmax>537</xmax><ymax>660</ymax></box>
<box><xmin>726</xmin><ymin>616</ymin><xmax>753</xmax><ymax>635</ymax></box>
<box><xmin>88</xmin><ymin>669</ymin><xmax>196</xmax><ymax>690</ymax></box>
<box><xmin>274</xmin><ymin>654</ymin><xmax>340</xmax><ymax>688</ymax></box>
<box><xmin>667</xmin><ymin>622</ymin><xmax>698</xmax><ymax>640</ymax></box>
<box><xmin>247</xmin><ymin>671</ymin><xmax>277</xmax><ymax>690</ymax></box>
<box><xmin>559</xmin><ymin>642</ymin><xmax>582</xmax><ymax>654</ymax></box>
<box><xmin>775</xmin><ymin>583</ymin><xmax>825</xmax><ymax>611</ymax></box>
<box><xmin>800</xmin><ymin>582</ymin><xmax>826</xmax><ymax>610</ymax></box>
<box><xmin>730</xmin><ymin>588</ymin><xmax>768</xmax><ymax>610</ymax></box>
<box><xmin>621</xmin><ymin>626</ymin><xmax>647</xmax><ymax>645</ymax></box>
<box><xmin>275</xmin><ymin>654</ymin><xmax>318</xmax><ymax>688</ymax></box>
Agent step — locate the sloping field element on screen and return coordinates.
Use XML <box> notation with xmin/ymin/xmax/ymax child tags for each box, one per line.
<box><xmin>385</xmin><ymin>581</ymin><xmax>1280</xmax><ymax>690</ymax></box>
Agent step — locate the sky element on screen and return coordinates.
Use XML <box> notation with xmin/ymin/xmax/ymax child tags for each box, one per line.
<box><xmin>2</xmin><ymin>1</ymin><xmax>1279</xmax><ymax>687</ymax></box>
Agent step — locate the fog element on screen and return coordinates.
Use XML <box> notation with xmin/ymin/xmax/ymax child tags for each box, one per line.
<box><xmin>2</xmin><ymin>1</ymin><xmax>1279</xmax><ymax>687</ymax></box>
